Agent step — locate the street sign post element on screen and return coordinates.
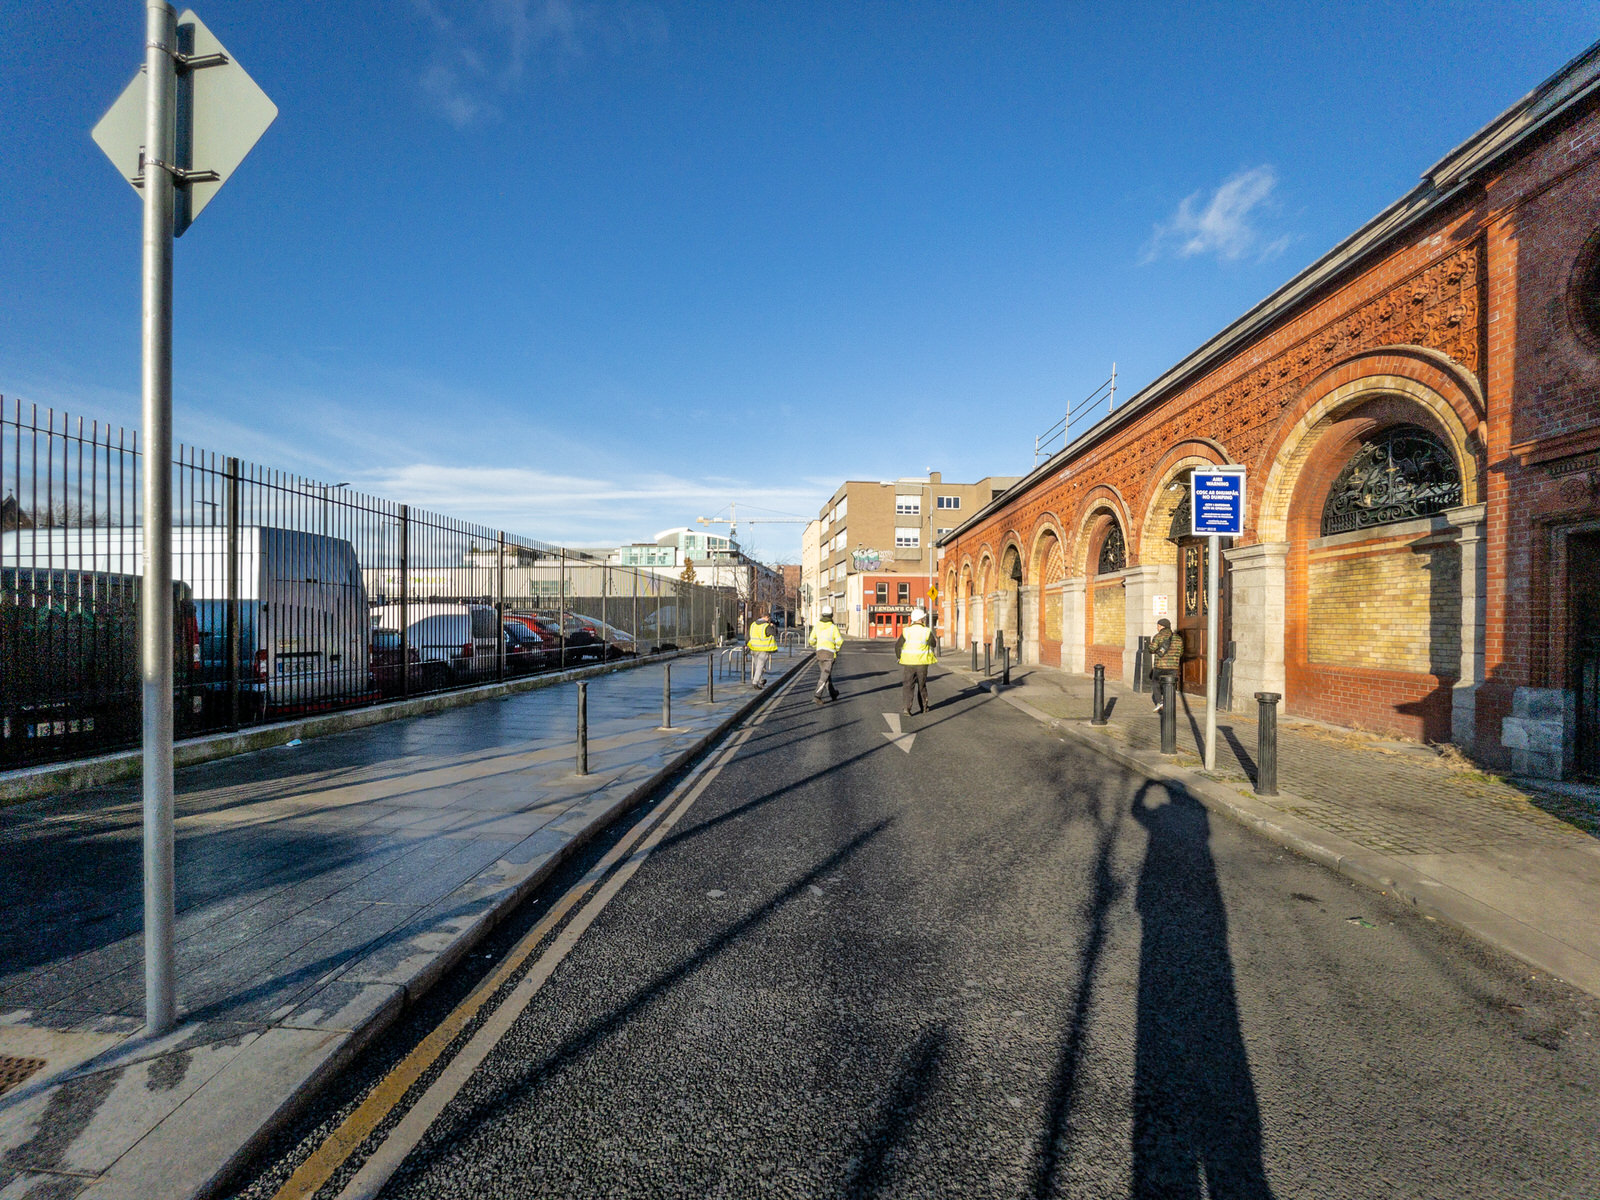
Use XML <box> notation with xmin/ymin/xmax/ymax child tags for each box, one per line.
<box><xmin>92</xmin><ymin>4</ymin><xmax>274</xmax><ymax>1037</ymax></box>
<box><xmin>1190</xmin><ymin>467</ymin><xmax>1246</xmax><ymax>772</ymax></box>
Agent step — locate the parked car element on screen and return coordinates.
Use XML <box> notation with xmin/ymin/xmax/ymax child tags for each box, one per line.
<box><xmin>575</xmin><ymin>616</ymin><xmax>638</xmax><ymax>660</ymax></box>
<box><xmin>371</xmin><ymin>603</ymin><xmax>502</xmax><ymax>684</ymax></box>
<box><xmin>502</xmin><ymin>618</ymin><xmax>554</xmax><ymax>673</ymax></box>
<box><xmin>369</xmin><ymin>628</ymin><xmax>423</xmax><ymax>696</ymax></box>
<box><xmin>535</xmin><ymin>611</ymin><xmax>605</xmax><ymax>661</ymax></box>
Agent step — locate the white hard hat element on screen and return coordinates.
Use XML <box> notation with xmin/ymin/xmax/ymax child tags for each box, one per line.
<box><xmin>911</xmin><ymin>607</ymin><xmax>927</xmax><ymax>621</ymax></box>
<box><xmin>820</xmin><ymin>605</ymin><xmax>834</xmax><ymax>617</ymax></box>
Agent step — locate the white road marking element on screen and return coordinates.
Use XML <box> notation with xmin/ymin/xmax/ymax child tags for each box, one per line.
<box><xmin>331</xmin><ymin>670</ymin><xmax>803</xmax><ymax>1200</ymax></box>
<box><xmin>881</xmin><ymin>712</ymin><xmax>916</xmax><ymax>754</ymax></box>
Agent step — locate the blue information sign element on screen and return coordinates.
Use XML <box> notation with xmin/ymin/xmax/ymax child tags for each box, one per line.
<box><xmin>1190</xmin><ymin>468</ymin><xmax>1246</xmax><ymax>537</ymax></box>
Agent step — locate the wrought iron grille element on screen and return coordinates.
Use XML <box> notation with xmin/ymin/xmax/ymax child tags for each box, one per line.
<box><xmin>1096</xmin><ymin>522</ymin><xmax>1126</xmax><ymax>574</ymax></box>
<box><xmin>1320</xmin><ymin>425</ymin><xmax>1461</xmax><ymax>536</ymax></box>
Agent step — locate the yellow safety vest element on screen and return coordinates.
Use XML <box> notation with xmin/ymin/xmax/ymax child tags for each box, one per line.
<box><xmin>809</xmin><ymin>621</ymin><xmax>844</xmax><ymax>654</ymax></box>
<box><xmin>899</xmin><ymin>623</ymin><xmax>937</xmax><ymax>666</ymax></box>
<box><xmin>747</xmin><ymin>620</ymin><xmax>777</xmax><ymax>653</ymax></box>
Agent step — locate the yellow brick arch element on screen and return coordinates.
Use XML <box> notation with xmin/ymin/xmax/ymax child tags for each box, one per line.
<box><xmin>1258</xmin><ymin>368</ymin><xmax>1482</xmax><ymax>545</ymax></box>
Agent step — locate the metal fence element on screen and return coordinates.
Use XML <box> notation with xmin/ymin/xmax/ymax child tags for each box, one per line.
<box><xmin>0</xmin><ymin>399</ymin><xmax>730</xmax><ymax>768</ymax></box>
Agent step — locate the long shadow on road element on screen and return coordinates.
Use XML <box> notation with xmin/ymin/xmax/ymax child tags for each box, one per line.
<box><xmin>1129</xmin><ymin>780</ymin><xmax>1274</xmax><ymax>1199</ymax></box>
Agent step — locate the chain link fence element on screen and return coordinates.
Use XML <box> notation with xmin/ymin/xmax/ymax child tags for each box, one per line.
<box><xmin>1</xmin><ymin>399</ymin><xmax>729</xmax><ymax>768</ymax></box>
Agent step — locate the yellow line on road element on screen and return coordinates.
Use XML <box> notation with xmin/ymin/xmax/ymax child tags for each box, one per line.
<box><xmin>270</xmin><ymin>673</ymin><xmax>796</xmax><ymax>1200</ymax></box>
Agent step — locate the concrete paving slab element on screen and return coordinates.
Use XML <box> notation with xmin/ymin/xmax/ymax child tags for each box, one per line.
<box><xmin>0</xmin><ymin>655</ymin><xmax>806</xmax><ymax>1200</ymax></box>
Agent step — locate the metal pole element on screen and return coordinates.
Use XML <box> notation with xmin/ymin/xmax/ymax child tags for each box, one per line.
<box><xmin>576</xmin><ymin>680</ymin><xmax>588</xmax><ymax>775</ymax></box>
<box><xmin>1160</xmin><ymin>674</ymin><xmax>1178</xmax><ymax>754</ymax></box>
<box><xmin>1255</xmin><ymin>692</ymin><xmax>1280</xmax><ymax>796</ymax></box>
<box><xmin>984</xmin><ymin>642</ymin><xmax>991</xmax><ymax>676</ymax></box>
<box><xmin>707</xmin><ymin>649</ymin><xmax>714</xmax><ymax>701</ymax></box>
<box><xmin>971</xmin><ymin>640</ymin><xmax>977</xmax><ymax>671</ymax></box>
<box><xmin>661</xmin><ymin>663</ymin><xmax>671</xmax><ymax>729</ymax></box>
<box><xmin>1092</xmin><ymin>663</ymin><xmax>1106</xmax><ymax>725</ymax></box>
<box><xmin>496</xmin><ymin>532</ymin><xmax>505</xmax><ymax>683</ymax></box>
<box><xmin>1204</xmin><ymin>534</ymin><xmax>1220</xmax><ymax>771</ymax></box>
<box><xmin>1002</xmin><ymin>645</ymin><xmax>1011</xmax><ymax>686</ymax></box>
<box><xmin>398</xmin><ymin>504</ymin><xmax>410</xmax><ymax>696</ymax></box>
<box><xmin>140</xmin><ymin>0</ymin><xmax>178</xmax><ymax>1038</ymax></box>
<box><xmin>225</xmin><ymin>456</ymin><xmax>240</xmax><ymax>729</ymax></box>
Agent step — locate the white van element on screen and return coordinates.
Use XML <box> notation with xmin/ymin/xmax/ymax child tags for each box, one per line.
<box><xmin>2</xmin><ymin>526</ymin><xmax>369</xmax><ymax>715</ymax></box>
<box><xmin>370</xmin><ymin>602</ymin><xmax>504</xmax><ymax>683</ymax></box>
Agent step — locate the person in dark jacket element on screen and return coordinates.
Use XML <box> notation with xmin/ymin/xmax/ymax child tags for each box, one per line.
<box><xmin>1150</xmin><ymin>617</ymin><xmax>1184</xmax><ymax>712</ymax></box>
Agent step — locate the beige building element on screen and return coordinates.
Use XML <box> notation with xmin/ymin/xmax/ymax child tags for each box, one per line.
<box><xmin>814</xmin><ymin>473</ymin><xmax>1017</xmax><ymax>638</ymax></box>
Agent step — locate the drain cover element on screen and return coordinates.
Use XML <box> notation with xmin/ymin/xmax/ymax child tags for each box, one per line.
<box><xmin>0</xmin><ymin>1055</ymin><xmax>48</xmax><ymax>1096</ymax></box>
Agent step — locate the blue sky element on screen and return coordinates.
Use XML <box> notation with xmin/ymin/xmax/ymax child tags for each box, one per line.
<box><xmin>1</xmin><ymin>2</ymin><xmax>1593</xmax><ymax>564</ymax></box>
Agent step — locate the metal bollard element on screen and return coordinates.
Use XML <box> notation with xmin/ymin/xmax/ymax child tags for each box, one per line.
<box><xmin>1091</xmin><ymin>663</ymin><xmax>1106</xmax><ymax>725</ymax></box>
<box><xmin>984</xmin><ymin>643</ymin><xmax>991</xmax><ymax>676</ymax></box>
<box><xmin>576</xmin><ymin>681</ymin><xmax>589</xmax><ymax>775</ymax></box>
<box><xmin>662</xmin><ymin>664</ymin><xmax>672</xmax><ymax>729</ymax></box>
<box><xmin>971</xmin><ymin>640</ymin><xmax>977</xmax><ymax>671</ymax></box>
<box><xmin>1159</xmin><ymin>674</ymin><xmax>1177</xmax><ymax>754</ymax></box>
<box><xmin>1255</xmin><ymin>691</ymin><xmax>1281</xmax><ymax>796</ymax></box>
<box><xmin>1002</xmin><ymin>646</ymin><xmax>1011</xmax><ymax>686</ymax></box>
<box><xmin>707</xmin><ymin>650</ymin><xmax>714</xmax><ymax>701</ymax></box>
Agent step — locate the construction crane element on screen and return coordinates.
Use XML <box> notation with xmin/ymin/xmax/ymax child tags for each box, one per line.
<box><xmin>696</xmin><ymin>503</ymin><xmax>808</xmax><ymax>541</ymax></box>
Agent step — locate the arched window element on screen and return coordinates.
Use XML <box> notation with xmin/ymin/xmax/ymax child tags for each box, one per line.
<box><xmin>1576</xmin><ymin>233</ymin><xmax>1600</xmax><ymax>345</ymax></box>
<box><xmin>1320</xmin><ymin>425</ymin><xmax>1462</xmax><ymax>536</ymax></box>
<box><xmin>1096</xmin><ymin>521</ymin><xmax>1126</xmax><ymax>574</ymax></box>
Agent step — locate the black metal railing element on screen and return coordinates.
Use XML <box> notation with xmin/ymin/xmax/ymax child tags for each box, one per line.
<box><xmin>1</xmin><ymin>399</ymin><xmax>729</xmax><ymax>768</ymax></box>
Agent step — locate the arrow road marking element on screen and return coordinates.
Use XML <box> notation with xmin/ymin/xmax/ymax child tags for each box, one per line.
<box><xmin>882</xmin><ymin>712</ymin><xmax>916</xmax><ymax>754</ymax></box>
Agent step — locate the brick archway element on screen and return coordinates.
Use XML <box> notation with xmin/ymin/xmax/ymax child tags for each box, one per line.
<box><xmin>1260</xmin><ymin>368</ymin><xmax>1482</xmax><ymax>741</ymax></box>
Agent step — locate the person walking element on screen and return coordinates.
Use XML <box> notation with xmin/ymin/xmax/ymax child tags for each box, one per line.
<box><xmin>746</xmin><ymin>611</ymin><xmax>778</xmax><ymax>688</ymax></box>
<box><xmin>808</xmin><ymin>606</ymin><xmax>844</xmax><ymax>704</ymax></box>
<box><xmin>896</xmin><ymin>607</ymin><xmax>938</xmax><ymax>716</ymax></box>
<box><xmin>1150</xmin><ymin>617</ymin><xmax>1184</xmax><ymax>712</ymax></box>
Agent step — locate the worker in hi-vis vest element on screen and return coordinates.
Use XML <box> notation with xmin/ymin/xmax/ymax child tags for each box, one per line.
<box><xmin>807</xmin><ymin>606</ymin><xmax>844</xmax><ymax>705</ymax></box>
<box><xmin>896</xmin><ymin>607</ymin><xmax>938</xmax><ymax>715</ymax></box>
<box><xmin>746</xmin><ymin>612</ymin><xmax>778</xmax><ymax>688</ymax></box>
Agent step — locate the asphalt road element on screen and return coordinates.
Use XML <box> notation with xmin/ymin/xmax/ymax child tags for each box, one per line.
<box><xmin>232</xmin><ymin>643</ymin><xmax>1600</xmax><ymax>1200</ymax></box>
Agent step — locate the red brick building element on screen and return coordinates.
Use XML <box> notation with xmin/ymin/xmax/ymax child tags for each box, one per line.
<box><xmin>862</xmin><ymin>573</ymin><xmax>933</xmax><ymax>639</ymax></box>
<box><xmin>939</xmin><ymin>44</ymin><xmax>1600</xmax><ymax>778</ymax></box>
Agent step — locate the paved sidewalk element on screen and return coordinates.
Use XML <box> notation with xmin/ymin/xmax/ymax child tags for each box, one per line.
<box><xmin>0</xmin><ymin>651</ymin><xmax>805</xmax><ymax>1200</ymax></box>
<box><xmin>949</xmin><ymin>658</ymin><xmax>1600</xmax><ymax>1000</ymax></box>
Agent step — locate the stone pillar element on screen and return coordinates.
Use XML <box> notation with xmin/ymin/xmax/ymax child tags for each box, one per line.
<box><xmin>1501</xmin><ymin>688</ymin><xmax>1576</xmax><ymax>779</ymax></box>
<box><xmin>1120</xmin><ymin>565</ymin><xmax>1166</xmax><ymax>685</ymax></box>
<box><xmin>1224</xmin><ymin>541</ymin><xmax>1288</xmax><ymax>703</ymax></box>
<box><xmin>1061</xmin><ymin>578</ymin><xmax>1087</xmax><ymax>673</ymax></box>
<box><xmin>1446</xmin><ymin>503</ymin><xmax>1487</xmax><ymax>753</ymax></box>
<box><xmin>1018</xmin><ymin>583</ymin><xmax>1040</xmax><ymax>665</ymax></box>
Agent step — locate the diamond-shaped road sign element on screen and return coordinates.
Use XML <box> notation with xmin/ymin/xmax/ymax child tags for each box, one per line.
<box><xmin>92</xmin><ymin>9</ymin><xmax>276</xmax><ymax>235</ymax></box>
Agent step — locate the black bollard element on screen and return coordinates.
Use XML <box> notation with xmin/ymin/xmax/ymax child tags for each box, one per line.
<box><xmin>707</xmin><ymin>650</ymin><xmax>714</xmax><ymax>702</ymax></box>
<box><xmin>1159</xmin><ymin>674</ymin><xmax>1177</xmax><ymax>755</ymax></box>
<box><xmin>1255</xmin><ymin>691</ymin><xmax>1281</xmax><ymax>796</ymax></box>
<box><xmin>984</xmin><ymin>643</ymin><xmax>991</xmax><ymax>676</ymax></box>
<box><xmin>971</xmin><ymin>640</ymin><xmax>977</xmax><ymax>671</ymax></box>
<box><xmin>662</xmin><ymin>664</ymin><xmax>672</xmax><ymax>730</ymax></box>
<box><xmin>576</xmin><ymin>681</ymin><xmax>589</xmax><ymax>775</ymax></box>
<box><xmin>1091</xmin><ymin>663</ymin><xmax>1107</xmax><ymax>725</ymax></box>
<box><xmin>1002</xmin><ymin>646</ymin><xmax>1011</xmax><ymax>686</ymax></box>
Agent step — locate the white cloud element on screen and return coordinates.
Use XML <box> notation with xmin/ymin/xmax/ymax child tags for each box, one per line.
<box><xmin>410</xmin><ymin>0</ymin><xmax>666</xmax><ymax>127</ymax></box>
<box><xmin>1142</xmin><ymin>166</ymin><xmax>1291</xmax><ymax>264</ymax></box>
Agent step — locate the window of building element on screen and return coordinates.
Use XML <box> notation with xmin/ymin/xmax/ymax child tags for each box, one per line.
<box><xmin>1096</xmin><ymin>522</ymin><xmax>1126</xmax><ymax>575</ymax></box>
<box><xmin>936</xmin><ymin>495</ymin><xmax>960</xmax><ymax>510</ymax></box>
<box><xmin>1575</xmin><ymin>231</ymin><xmax>1600</xmax><ymax>346</ymax></box>
<box><xmin>876</xmin><ymin>582</ymin><xmax>888</xmax><ymax>603</ymax></box>
<box><xmin>897</xmin><ymin>582</ymin><xmax>909</xmax><ymax>603</ymax></box>
<box><xmin>1320</xmin><ymin>425</ymin><xmax>1462</xmax><ymax>536</ymax></box>
<box><xmin>895</xmin><ymin>528</ymin><xmax>921</xmax><ymax>548</ymax></box>
<box><xmin>936</xmin><ymin>527</ymin><xmax>954</xmax><ymax>538</ymax></box>
<box><xmin>895</xmin><ymin>496</ymin><xmax>921</xmax><ymax>515</ymax></box>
